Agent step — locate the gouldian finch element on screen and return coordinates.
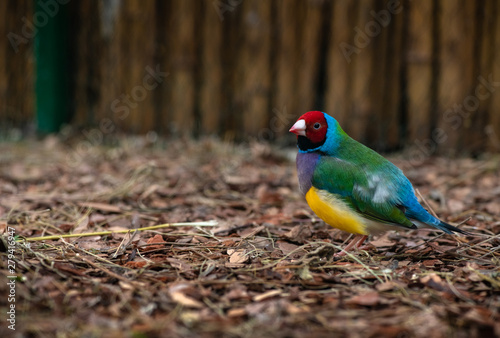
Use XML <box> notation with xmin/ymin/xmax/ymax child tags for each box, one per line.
<box><xmin>289</xmin><ymin>111</ymin><xmax>468</xmax><ymax>254</ymax></box>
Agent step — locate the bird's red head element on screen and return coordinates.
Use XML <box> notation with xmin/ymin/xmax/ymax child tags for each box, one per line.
<box><xmin>289</xmin><ymin>111</ymin><xmax>328</xmax><ymax>144</ymax></box>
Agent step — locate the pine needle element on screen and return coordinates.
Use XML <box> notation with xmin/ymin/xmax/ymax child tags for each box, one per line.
<box><xmin>20</xmin><ymin>220</ymin><xmax>218</xmax><ymax>242</ymax></box>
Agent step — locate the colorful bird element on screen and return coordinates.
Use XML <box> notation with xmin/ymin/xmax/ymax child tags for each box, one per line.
<box><xmin>289</xmin><ymin>111</ymin><xmax>468</xmax><ymax>255</ymax></box>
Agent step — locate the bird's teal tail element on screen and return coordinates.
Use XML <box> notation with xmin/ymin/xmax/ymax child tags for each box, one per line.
<box><xmin>435</xmin><ymin>220</ymin><xmax>470</xmax><ymax>235</ymax></box>
<box><xmin>405</xmin><ymin>198</ymin><xmax>469</xmax><ymax>235</ymax></box>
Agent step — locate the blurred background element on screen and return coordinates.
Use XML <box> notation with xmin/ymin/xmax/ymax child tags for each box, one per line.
<box><xmin>2</xmin><ymin>0</ymin><xmax>500</xmax><ymax>155</ymax></box>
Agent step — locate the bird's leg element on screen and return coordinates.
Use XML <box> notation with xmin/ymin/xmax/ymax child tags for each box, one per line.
<box><xmin>334</xmin><ymin>234</ymin><xmax>368</xmax><ymax>257</ymax></box>
<box><xmin>355</xmin><ymin>235</ymin><xmax>368</xmax><ymax>249</ymax></box>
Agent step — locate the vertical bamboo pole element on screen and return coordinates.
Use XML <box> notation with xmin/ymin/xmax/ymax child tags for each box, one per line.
<box><xmin>295</xmin><ymin>0</ymin><xmax>325</xmax><ymax>115</ymax></box>
<box><xmin>348</xmin><ymin>0</ymin><xmax>374</xmax><ymax>144</ymax></box>
<box><xmin>273</xmin><ymin>0</ymin><xmax>300</xmax><ymax>138</ymax></box>
<box><xmin>0</xmin><ymin>0</ymin><xmax>8</xmax><ymax>127</ymax></box>
<box><xmin>114</xmin><ymin>0</ymin><xmax>156</xmax><ymax>133</ymax></box>
<box><xmin>69</xmin><ymin>1</ymin><xmax>101</xmax><ymax>127</ymax></box>
<box><xmin>200</xmin><ymin>1</ymin><xmax>223</xmax><ymax>135</ymax></box>
<box><xmin>489</xmin><ymin>2</ymin><xmax>500</xmax><ymax>152</ymax></box>
<box><xmin>233</xmin><ymin>0</ymin><xmax>272</xmax><ymax>137</ymax></box>
<box><xmin>4</xmin><ymin>0</ymin><xmax>34</xmax><ymax>129</ymax></box>
<box><xmin>101</xmin><ymin>1</ymin><xmax>123</xmax><ymax>131</ymax></box>
<box><xmin>468</xmin><ymin>0</ymin><xmax>496</xmax><ymax>153</ymax></box>
<box><xmin>218</xmin><ymin>1</ymin><xmax>242</xmax><ymax>140</ymax></box>
<box><xmin>366</xmin><ymin>0</ymin><xmax>389</xmax><ymax>149</ymax></box>
<box><xmin>325</xmin><ymin>0</ymin><xmax>357</xmax><ymax>127</ymax></box>
<box><xmin>96</xmin><ymin>0</ymin><xmax>120</xmax><ymax>134</ymax></box>
<box><xmin>437</xmin><ymin>0</ymin><xmax>475</xmax><ymax>154</ymax></box>
<box><xmin>378</xmin><ymin>0</ymin><xmax>404</xmax><ymax>151</ymax></box>
<box><xmin>406</xmin><ymin>0</ymin><xmax>433</xmax><ymax>146</ymax></box>
<box><xmin>152</xmin><ymin>0</ymin><xmax>172</xmax><ymax>135</ymax></box>
<box><xmin>167</xmin><ymin>0</ymin><xmax>197</xmax><ymax>136</ymax></box>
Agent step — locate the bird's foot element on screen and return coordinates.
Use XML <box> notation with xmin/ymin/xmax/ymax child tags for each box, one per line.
<box><xmin>334</xmin><ymin>234</ymin><xmax>370</xmax><ymax>257</ymax></box>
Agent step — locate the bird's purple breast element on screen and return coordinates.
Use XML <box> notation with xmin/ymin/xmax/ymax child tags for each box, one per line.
<box><xmin>296</xmin><ymin>152</ymin><xmax>320</xmax><ymax>195</ymax></box>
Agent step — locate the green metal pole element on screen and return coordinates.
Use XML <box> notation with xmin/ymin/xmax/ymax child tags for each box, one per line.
<box><xmin>34</xmin><ymin>0</ymin><xmax>70</xmax><ymax>133</ymax></box>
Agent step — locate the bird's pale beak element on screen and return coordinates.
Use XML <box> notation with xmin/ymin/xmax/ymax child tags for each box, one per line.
<box><xmin>289</xmin><ymin>119</ymin><xmax>306</xmax><ymax>136</ymax></box>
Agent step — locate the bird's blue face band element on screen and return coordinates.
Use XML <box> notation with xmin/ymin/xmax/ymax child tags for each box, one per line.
<box><xmin>298</xmin><ymin>113</ymin><xmax>342</xmax><ymax>155</ymax></box>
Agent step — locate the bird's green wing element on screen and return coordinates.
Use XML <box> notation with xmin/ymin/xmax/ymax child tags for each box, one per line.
<box><xmin>312</xmin><ymin>156</ymin><xmax>416</xmax><ymax>229</ymax></box>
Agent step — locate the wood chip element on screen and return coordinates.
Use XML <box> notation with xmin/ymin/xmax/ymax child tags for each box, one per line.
<box><xmin>253</xmin><ymin>289</ymin><xmax>282</xmax><ymax>302</ymax></box>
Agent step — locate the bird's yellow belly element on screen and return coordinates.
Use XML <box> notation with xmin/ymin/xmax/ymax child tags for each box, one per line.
<box><xmin>305</xmin><ymin>187</ymin><xmax>368</xmax><ymax>235</ymax></box>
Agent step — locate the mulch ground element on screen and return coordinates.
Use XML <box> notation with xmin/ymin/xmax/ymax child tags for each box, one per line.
<box><xmin>0</xmin><ymin>136</ymin><xmax>499</xmax><ymax>337</ymax></box>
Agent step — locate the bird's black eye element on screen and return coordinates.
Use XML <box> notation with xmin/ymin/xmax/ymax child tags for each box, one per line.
<box><xmin>313</xmin><ymin>122</ymin><xmax>321</xmax><ymax>130</ymax></box>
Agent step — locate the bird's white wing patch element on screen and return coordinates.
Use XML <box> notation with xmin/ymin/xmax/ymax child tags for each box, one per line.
<box><xmin>354</xmin><ymin>173</ymin><xmax>393</xmax><ymax>204</ymax></box>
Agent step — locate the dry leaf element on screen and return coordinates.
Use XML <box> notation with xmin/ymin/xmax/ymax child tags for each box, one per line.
<box><xmin>228</xmin><ymin>249</ymin><xmax>248</xmax><ymax>264</ymax></box>
<box><xmin>284</xmin><ymin>225</ymin><xmax>312</xmax><ymax>244</ymax></box>
<box><xmin>144</xmin><ymin>234</ymin><xmax>166</xmax><ymax>251</ymax></box>
<box><xmin>72</xmin><ymin>215</ymin><xmax>90</xmax><ymax>234</ymax></box>
<box><xmin>277</xmin><ymin>241</ymin><xmax>307</xmax><ymax>258</ymax></box>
